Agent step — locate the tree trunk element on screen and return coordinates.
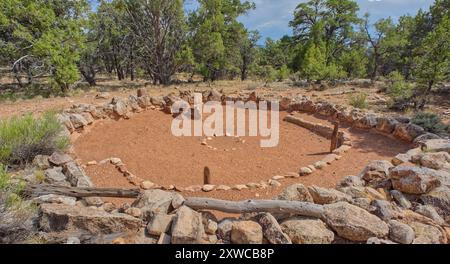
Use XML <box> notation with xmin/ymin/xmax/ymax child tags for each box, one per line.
<box><xmin>25</xmin><ymin>184</ymin><xmax>140</xmax><ymax>198</ymax></box>
<box><xmin>184</xmin><ymin>197</ymin><xmax>324</xmax><ymax>218</ymax></box>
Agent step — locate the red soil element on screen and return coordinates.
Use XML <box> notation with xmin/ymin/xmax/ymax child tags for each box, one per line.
<box><xmin>72</xmin><ymin>109</ymin><xmax>412</xmax><ymax>204</ymax></box>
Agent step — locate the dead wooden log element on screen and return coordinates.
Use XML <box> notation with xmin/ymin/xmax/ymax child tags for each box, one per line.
<box><xmin>24</xmin><ymin>184</ymin><xmax>140</xmax><ymax>198</ymax></box>
<box><xmin>204</xmin><ymin>166</ymin><xmax>211</xmax><ymax>184</ymax></box>
<box><xmin>330</xmin><ymin>121</ymin><xmax>339</xmax><ymax>153</ymax></box>
<box><xmin>184</xmin><ymin>197</ymin><xmax>324</xmax><ymax>218</ymax></box>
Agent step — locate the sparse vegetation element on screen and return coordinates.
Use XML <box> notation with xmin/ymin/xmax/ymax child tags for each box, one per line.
<box><xmin>0</xmin><ymin>164</ymin><xmax>37</xmax><ymax>243</ymax></box>
<box><xmin>348</xmin><ymin>93</ymin><xmax>368</xmax><ymax>109</ymax></box>
<box><xmin>0</xmin><ymin>112</ymin><xmax>69</xmax><ymax>166</ymax></box>
<box><xmin>411</xmin><ymin>112</ymin><xmax>450</xmax><ymax>136</ymax></box>
<box><xmin>386</xmin><ymin>71</ymin><xmax>414</xmax><ymax>110</ymax></box>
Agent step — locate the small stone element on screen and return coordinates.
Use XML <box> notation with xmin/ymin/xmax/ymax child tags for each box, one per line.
<box><xmin>277</xmin><ymin>184</ymin><xmax>314</xmax><ymax>202</ymax></box>
<box><xmin>272</xmin><ymin>175</ymin><xmax>285</xmax><ymax>180</ymax></box>
<box><xmin>205</xmin><ymin>219</ymin><xmax>218</xmax><ymax>235</ymax></box>
<box><xmin>299</xmin><ymin>167</ymin><xmax>313</xmax><ymax>176</ymax></box>
<box><xmin>216</xmin><ymin>185</ymin><xmax>231</xmax><ymax>191</ymax></box>
<box><xmin>231</xmin><ymin>221</ymin><xmax>263</xmax><ymax>244</ymax></box>
<box><xmin>185</xmin><ymin>185</ymin><xmax>202</xmax><ymax>192</ymax></box>
<box><xmin>233</xmin><ymin>184</ymin><xmax>248</xmax><ymax>191</ymax></box>
<box><xmin>269</xmin><ymin>180</ymin><xmax>281</xmax><ymax>187</ymax></box>
<box><xmin>255</xmin><ymin>213</ymin><xmax>291</xmax><ymax>244</ymax></box>
<box><xmin>86</xmin><ymin>161</ymin><xmax>97</xmax><ymax>166</ymax></box>
<box><xmin>110</xmin><ymin>157</ymin><xmax>122</xmax><ymax>165</ymax></box>
<box><xmin>414</xmin><ymin>205</ymin><xmax>445</xmax><ymax>225</ymax></box>
<box><xmin>202</xmin><ymin>184</ymin><xmax>216</xmax><ymax>192</ymax></box>
<box><xmin>390</xmin><ymin>190</ymin><xmax>412</xmax><ymax>209</ymax></box>
<box><xmin>141</xmin><ymin>181</ymin><xmax>156</xmax><ymax>190</ymax></box>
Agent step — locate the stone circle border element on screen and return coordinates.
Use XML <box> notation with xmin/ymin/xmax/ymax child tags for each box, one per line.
<box><xmin>58</xmin><ymin>89</ymin><xmax>446</xmax><ymax>194</ymax></box>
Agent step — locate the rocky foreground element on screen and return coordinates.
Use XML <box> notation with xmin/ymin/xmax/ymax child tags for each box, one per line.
<box><xmin>2</xmin><ymin>138</ymin><xmax>449</xmax><ymax>244</ymax></box>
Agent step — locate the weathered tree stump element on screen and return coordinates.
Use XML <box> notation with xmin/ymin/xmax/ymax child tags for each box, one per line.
<box><xmin>330</xmin><ymin>121</ymin><xmax>339</xmax><ymax>152</ymax></box>
<box><xmin>204</xmin><ymin>166</ymin><xmax>211</xmax><ymax>184</ymax></box>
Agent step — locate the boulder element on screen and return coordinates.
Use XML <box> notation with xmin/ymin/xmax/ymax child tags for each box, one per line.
<box><xmin>56</xmin><ymin>113</ymin><xmax>75</xmax><ymax>132</ymax></box>
<box><xmin>44</xmin><ymin>167</ymin><xmax>67</xmax><ymax>184</ymax></box>
<box><xmin>420</xmin><ymin>139</ymin><xmax>450</xmax><ymax>153</ymax></box>
<box><xmin>414</xmin><ymin>205</ymin><xmax>445</xmax><ymax>225</ymax></box>
<box><xmin>359</xmin><ymin>160</ymin><xmax>394</xmax><ymax>187</ymax></box>
<box><xmin>420</xmin><ymin>186</ymin><xmax>450</xmax><ymax>217</ymax></box>
<box><xmin>69</xmin><ymin>114</ymin><xmax>88</xmax><ymax>129</ymax></box>
<box><xmin>308</xmin><ymin>186</ymin><xmax>351</xmax><ymax>205</ymax></box>
<box><xmin>340</xmin><ymin>186</ymin><xmax>385</xmax><ymax>200</ymax></box>
<box><xmin>393</xmin><ymin>123</ymin><xmax>425</xmax><ymax>142</ymax></box>
<box><xmin>413</xmin><ymin>133</ymin><xmax>441</xmax><ymax>145</ymax></box>
<box><xmin>255</xmin><ymin>213</ymin><xmax>291</xmax><ymax>244</ymax></box>
<box><xmin>371</xmin><ymin>200</ymin><xmax>403</xmax><ymax>221</ymax></box>
<box><xmin>113</xmin><ymin>99</ymin><xmax>128</xmax><ymax>116</ymax></box>
<box><xmin>418</xmin><ymin>152</ymin><xmax>450</xmax><ymax>170</ymax></box>
<box><xmin>150</xmin><ymin>96</ymin><xmax>166</xmax><ymax>107</ymax></box>
<box><xmin>171</xmin><ymin>206</ymin><xmax>205</xmax><ymax>244</ymax></box>
<box><xmin>410</xmin><ymin>222</ymin><xmax>446</xmax><ymax>244</ymax></box>
<box><xmin>63</xmin><ymin>162</ymin><xmax>92</xmax><ymax>187</ymax></box>
<box><xmin>281</xmin><ymin>217</ymin><xmax>334</xmax><ymax>244</ymax></box>
<box><xmin>81</xmin><ymin>112</ymin><xmax>94</xmax><ymax>124</ymax></box>
<box><xmin>376</xmin><ymin>117</ymin><xmax>399</xmax><ymax>134</ymax></box>
<box><xmin>32</xmin><ymin>155</ymin><xmax>50</xmax><ymax>170</ymax></box>
<box><xmin>388</xmin><ymin>220</ymin><xmax>415</xmax><ymax>244</ymax></box>
<box><xmin>132</xmin><ymin>190</ymin><xmax>182</xmax><ymax>220</ymax></box>
<box><xmin>389</xmin><ymin>166</ymin><xmax>442</xmax><ymax>194</ymax></box>
<box><xmin>147</xmin><ymin>213</ymin><xmax>175</xmax><ymax>236</ymax></box>
<box><xmin>230</xmin><ymin>221</ymin><xmax>263</xmax><ymax>244</ymax></box>
<box><xmin>354</xmin><ymin>114</ymin><xmax>378</xmax><ymax>130</ymax></box>
<box><xmin>137</xmin><ymin>88</ymin><xmax>148</xmax><ymax>97</ymax></box>
<box><xmin>49</xmin><ymin>151</ymin><xmax>72</xmax><ymax>166</ymax></box>
<box><xmin>336</xmin><ymin>176</ymin><xmax>365</xmax><ymax>188</ymax></box>
<box><xmin>217</xmin><ymin>218</ymin><xmax>238</xmax><ymax>242</ymax></box>
<box><xmin>39</xmin><ymin>203</ymin><xmax>142</xmax><ymax>234</ymax></box>
<box><xmin>277</xmin><ymin>184</ymin><xmax>314</xmax><ymax>202</ymax></box>
<box><xmin>323</xmin><ymin>202</ymin><xmax>389</xmax><ymax>242</ymax></box>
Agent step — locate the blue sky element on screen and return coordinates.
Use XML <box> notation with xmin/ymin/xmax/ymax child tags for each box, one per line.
<box><xmin>186</xmin><ymin>0</ymin><xmax>435</xmax><ymax>43</ymax></box>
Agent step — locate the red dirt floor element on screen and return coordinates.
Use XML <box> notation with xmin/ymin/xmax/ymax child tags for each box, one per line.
<box><xmin>72</xmin><ymin>109</ymin><xmax>412</xmax><ymax>206</ymax></box>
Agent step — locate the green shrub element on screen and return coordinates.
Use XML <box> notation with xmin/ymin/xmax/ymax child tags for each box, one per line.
<box><xmin>348</xmin><ymin>93</ymin><xmax>368</xmax><ymax>109</ymax></box>
<box><xmin>386</xmin><ymin>71</ymin><xmax>414</xmax><ymax>109</ymax></box>
<box><xmin>411</xmin><ymin>112</ymin><xmax>450</xmax><ymax>136</ymax></box>
<box><xmin>0</xmin><ymin>112</ymin><xmax>69</xmax><ymax>166</ymax></box>
<box><xmin>0</xmin><ymin>164</ymin><xmax>37</xmax><ymax>243</ymax></box>
<box><xmin>277</xmin><ymin>65</ymin><xmax>290</xmax><ymax>81</ymax></box>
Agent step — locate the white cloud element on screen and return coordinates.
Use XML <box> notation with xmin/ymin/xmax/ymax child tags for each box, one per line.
<box><xmin>238</xmin><ymin>0</ymin><xmax>435</xmax><ymax>43</ymax></box>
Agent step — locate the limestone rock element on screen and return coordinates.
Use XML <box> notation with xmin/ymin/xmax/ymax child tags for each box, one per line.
<box><xmin>336</xmin><ymin>175</ymin><xmax>365</xmax><ymax>188</ymax></box>
<box><xmin>44</xmin><ymin>167</ymin><xmax>67</xmax><ymax>184</ymax></box>
<box><xmin>32</xmin><ymin>155</ymin><xmax>50</xmax><ymax>170</ymax></box>
<box><xmin>217</xmin><ymin>218</ymin><xmax>238</xmax><ymax>242</ymax></box>
<box><xmin>171</xmin><ymin>206</ymin><xmax>205</xmax><ymax>244</ymax></box>
<box><xmin>371</xmin><ymin>200</ymin><xmax>402</xmax><ymax>221</ymax></box>
<box><xmin>359</xmin><ymin>160</ymin><xmax>393</xmax><ymax>187</ymax></box>
<box><xmin>388</xmin><ymin>220</ymin><xmax>415</xmax><ymax>244</ymax></box>
<box><xmin>147</xmin><ymin>213</ymin><xmax>175</xmax><ymax>236</ymax></box>
<box><xmin>132</xmin><ymin>190</ymin><xmax>180</xmax><ymax>219</ymax></box>
<box><xmin>33</xmin><ymin>194</ymin><xmax>76</xmax><ymax>206</ymax></box>
<box><xmin>39</xmin><ymin>203</ymin><xmax>142</xmax><ymax>234</ymax></box>
<box><xmin>376</xmin><ymin>117</ymin><xmax>399</xmax><ymax>134</ymax></box>
<box><xmin>420</xmin><ymin>139</ymin><xmax>450</xmax><ymax>153</ymax></box>
<box><xmin>366</xmin><ymin>237</ymin><xmax>397</xmax><ymax>244</ymax></box>
<box><xmin>281</xmin><ymin>217</ymin><xmax>334</xmax><ymax>244</ymax></box>
<box><xmin>420</xmin><ymin>186</ymin><xmax>450</xmax><ymax>217</ymax></box>
<box><xmin>410</xmin><ymin>222</ymin><xmax>446</xmax><ymax>244</ymax></box>
<box><xmin>231</xmin><ymin>221</ymin><xmax>263</xmax><ymax>244</ymax></box>
<box><xmin>323</xmin><ymin>202</ymin><xmax>389</xmax><ymax>242</ymax></box>
<box><xmin>393</xmin><ymin>123</ymin><xmax>425</xmax><ymax>142</ymax></box>
<box><xmin>308</xmin><ymin>186</ymin><xmax>351</xmax><ymax>205</ymax></box>
<box><xmin>418</xmin><ymin>152</ymin><xmax>450</xmax><ymax>170</ymax></box>
<box><xmin>255</xmin><ymin>213</ymin><xmax>291</xmax><ymax>244</ymax></box>
<box><xmin>63</xmin><ymin>161</ymin><xmax>92</xmax><ymax>187</ymax></box>
<box><xmin>390</xmin><ymin>190</ymin><xmax>412</xmax><ymax>209</ymax></box>
<box><xmin>299</xmin><ymin>167</ymin><xmax>313</xmax><ymax>176</ymax></box>
<box><xmin>414</xmin><ymin>205</ymin><xmax>445</xmax><ymax>225</ymax></box>
<box><xmin>389</xmin><ymin>166</ymin><xmax>441</xmax><ymax>194</ymax></box>
<box><xmin>49</xmin><ymin>151</ymin><xmax>73</xmax><ymax>166</ymax></box>
<box><xmin>69</xmin><ymin>114</ymin><xmax>88</xmax><ymax>129</ymax></box>
<box><xmin>277</xmin><ymin>184</ymin><xmax>314</xmax><ymax>202</ymax></box>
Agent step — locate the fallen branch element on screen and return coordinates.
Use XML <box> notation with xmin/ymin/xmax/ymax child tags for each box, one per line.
<box><xmin>24</xmin><ymin>184</ymin><xmax>140</xmax><ymax>198</ymax></box>
<box><xmin>184</xmin><ymin>197</ymin><xmax>324</xmax><ymax>218</ymax></box>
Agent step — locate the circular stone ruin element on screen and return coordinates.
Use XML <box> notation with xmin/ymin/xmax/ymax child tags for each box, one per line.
<box><xmin>60</xmin><ymin>89</ymin><xmax>420</xmax><ymax>201</ymax></box>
